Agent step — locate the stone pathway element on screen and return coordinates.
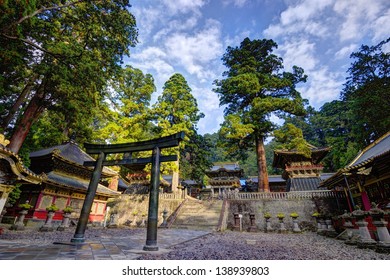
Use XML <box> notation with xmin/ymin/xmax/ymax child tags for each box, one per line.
<box><xmin>0</xmin><ymin>226</ymin><xmax>210</xmax><ymax>260</ymax></box>
<box><xmin>0</xmin><ymin>225</ymin><xmax>389</xmax><ymax>260</ymax></box>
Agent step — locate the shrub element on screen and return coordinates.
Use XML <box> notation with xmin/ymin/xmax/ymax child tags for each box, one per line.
<box><xmin>46</xmin><ymin>204</ymin><xmax>59</xmax><ymax>212</ymax></box>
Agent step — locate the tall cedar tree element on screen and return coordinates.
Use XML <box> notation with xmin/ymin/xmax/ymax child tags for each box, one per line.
<box><xmin>0</xmin><ymin>1</ymin><xmax>138</xmax><ymax>153</ymax></box>
<box><xmin>214</xmin><ymin>38</ymin><xmax>307</xmax><ymax>192</ymax></box>
<box><xmin>153</xmin><ymin>73</ymin><xmax>204</xmax><ymax>190</ymax></box>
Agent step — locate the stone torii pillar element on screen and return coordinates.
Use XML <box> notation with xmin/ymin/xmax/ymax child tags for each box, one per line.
<box><xmin>70</xmin><ymin>132</ymin><xmax>184</xmax><ymax>252</ymax></box>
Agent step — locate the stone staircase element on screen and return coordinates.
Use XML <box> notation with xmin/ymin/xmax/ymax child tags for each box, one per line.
<box><xmin>170</xmin><ymin>198</ymin><xmax>223</xmax><ymax>231</ymax></box>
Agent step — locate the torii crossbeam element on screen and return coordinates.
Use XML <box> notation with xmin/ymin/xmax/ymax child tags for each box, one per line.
<box><xmin>70</xmin><ymin>132</ymin><xmax>185</xmax><ymax>251</ymax></box>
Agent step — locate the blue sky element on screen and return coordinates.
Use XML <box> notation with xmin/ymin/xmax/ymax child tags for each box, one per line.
<box><xmin>126</xmin><ymin>0</ymin><xmax>390</xmax><ymax>135</ymax></box>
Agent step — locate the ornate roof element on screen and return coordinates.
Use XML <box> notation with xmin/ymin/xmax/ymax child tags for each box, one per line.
<box><xmin>205</xmin><ymin>162</ymin><xmax>244</xmax><ymax>178</ymax></box>
<box><xmin>44</xmin><ymin>171</ymin><xmax>119</xmax><ymax>197</ymax></box>
<box><xmin>272</xmin><ymin>145</ymin><xmax>330</xmax><ymax>169</ymax></box>
<box><xmin>321</xmin><ymin>131</ymin><xmax>390</xmax><ymax>189</ymax></box>
<box><xmin>29</xmin><ymin>141</ymin><xmax>117</xmax><ymax>177</ymax></box>
<box><xmin>0</xmin><ymin>141</ymin><xmax>42</xmax><ymax>185</ymax></box>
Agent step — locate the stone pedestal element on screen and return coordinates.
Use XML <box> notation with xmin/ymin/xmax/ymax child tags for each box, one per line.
<box><xmin>373</xmin><ymin>220</ymin><xmax>390</xmax><ymax>253</ymax></box>
<box><xmin>233</xmin><ymin>213</ymin><xmax>241</xmax><ymax>231</ymax></box>
<box><xmin>160</xmin><ymin>209</ymin><xmax>168</xmax><ymax>228</ymax></box>
<box><xmin>314</xmin><ymin>217</ymin><xmax>322</xmax><ymax>232</ymax></box>
<box><xmin>353</xmin><ymin>207</ymin><xmax>376</xmax><ymax>249</ymax></box>
<box><xmin>292</xmin><ymin>218</ymin><xmax>301</xmax><ymax>233</ymax></box>
<box><xmin>317</xmin><ymin>218</ymin><xmax>327</xmax><ymax>235</ymax></box>
<box><xmin>265</xmin><ymin>218</ymin><xmax>273</xmax><ymax>232</ymax></box>
<box><xmin>40</xmin><ymin>211</ymin><xmax>56</xmax><ymax>232</ymax></box>
<box><xmin>355</xmin><ymin>220</ymin><xmax>377</xmax><ymax>248</ymax></box>
<box><xmin>247</xmin><ymin>213</ymin><xmax>257</xmax><ymax>232</ymax></box>
<box><xmin>370</xmin><ymin>205</ymin><xmax>390</xmax><ymax>253</ymax></box>
<box><xmin>278</xmin><ymin>219</ymin><xmax>287</xmax><ymax>233</ymax></box>
<box><xmin>10</xmin><ymin>210</ymin><xmax>28</xmax><ymax>231</ymax></box>
<box><xmin>325</xmin><ymin>219</ymin><xmax>338</xmax><ymax>238</ymax></box>
<box><xmin>57</xmin><ymin>213</ymin><xmax>72</xmax><ymax>231</ymax></box>
<box><xmin>108</xmin><ymin>213</ymin><xmax>119</xmax><ymax>228</ymax></box>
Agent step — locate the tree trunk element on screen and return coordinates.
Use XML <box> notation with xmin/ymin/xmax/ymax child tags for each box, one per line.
<box><xmin>8</xmin><ymin>83</ymin><xmax>46</xmax><ymax>153</ymax></box>
<box><xmin>1</xmin><ymin>74</ymin><xmax>39</xmax><ymax>131</ymax></box>
<box><xmin>255</xmin><ymin>136</ymin><xmax>269</xmax><ymax>192</ymax></box>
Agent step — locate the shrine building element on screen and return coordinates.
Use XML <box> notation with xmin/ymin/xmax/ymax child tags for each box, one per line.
<box><xmin>205</xmin><ymin>162</ymin><xmax>244</xmax><ymax>196</ymax></box>
<box><xmin>272</xmin><ymin>144</ymin><xmax>330</xmax><ymax>191</ymax></box>
<box><xmin>320</xmin><ymin>131</ymin><xmax>390</xmax><ymax>211</ymax></box>
<box><xmin>4</xmin><ymin>141</ymin><xmax>121</xmax><ymax>226</ymax></box>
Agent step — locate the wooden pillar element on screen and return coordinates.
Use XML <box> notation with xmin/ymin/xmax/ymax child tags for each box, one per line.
<box><xmin>71</xmin><ymin>152</ymin><xmax>105</xmax><ymax>243</ymax></box>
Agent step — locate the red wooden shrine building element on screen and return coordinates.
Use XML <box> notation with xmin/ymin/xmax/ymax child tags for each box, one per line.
<box><xmin>4</xmin><ymin>141</ymin><xmax>121</xmax><ymax>225</ymax></box>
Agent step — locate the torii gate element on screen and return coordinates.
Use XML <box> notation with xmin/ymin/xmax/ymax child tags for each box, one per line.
<box><xmin>70</xmin><ymin>132</ymin><xmax>184</xmax><ymax>251</ymax></box>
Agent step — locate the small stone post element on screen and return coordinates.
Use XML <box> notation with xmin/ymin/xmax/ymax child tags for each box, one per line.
<box><xmin>248</xmin><ymin>213</ymin><xmax>257</xmax><ymax>232</ymax></box>
<box><xmin>325</xmin><ymin>217</ymin><xmax>337</xmax><ymax>238</ymax></box>
<box><xmin>277</xmin><ymin>214</ymin><xmax>287</xmax><ymax>233</ymax></box>
<box><xmin>369</xmin><ymin>203</ymin><xmax>390</xmax><ymax>253</ymax></box>
<box><xmin>57</xmin><ymin>213</ymin><xmax>72</xmax><ymax>231</ymax></box>
<box><xmin>352</xmin><ymin>206</ymin><xmax>376</xmax><ymax>249</ymax></box>
<box><xmin>340</xmin><ymin>210</ymin><xmax>358</xmax><ymax>245</ymax></box>
<box><xmin>40</xmin><ymin>211</ymin><xmax>56</xmax><ymax>232</ymax></box>
<box><xmin>292</xmin><ymin>218</ymin><xmax>301</xmax><ymax>233</ymax></box>
<box><xmin>10</xmin><ymin>210</ymin><xmax>28</xmax><ymax>230</ymax></box>
<box><xmin>264</xmin><ymin>216</ymin><xmax>273</xmax><ymax>232</ymax></box>
<box><xmin>233</xmin><ymin>213</ymin><xmax>241</xmax><ymax>231</ymax></box>
<box><xmin>108</xmin><ymin>213</ymin><xmax>119</xmax><ymax>228</ymax></box>
<box><xmin>160</xmin><ymin>209</ymin><xmax>168</xmax><ymax>228</ymax></box>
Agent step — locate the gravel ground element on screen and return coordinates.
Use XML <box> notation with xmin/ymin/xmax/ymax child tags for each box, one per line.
<box><xmin>137</xmin><ymin>231</ymin><xmax>390</xmax><ymax>260</ymax></box>
<box><xmin>0</xmin><ymin>226</ymin><xmax>389</xmax><ymax>260</ymax></box>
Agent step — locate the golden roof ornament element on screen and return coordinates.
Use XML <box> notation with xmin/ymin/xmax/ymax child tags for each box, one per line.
<box><xmin>0</xmin><ymin>134</ymin><xmax>10</xmax><ymax>146</ymax></box>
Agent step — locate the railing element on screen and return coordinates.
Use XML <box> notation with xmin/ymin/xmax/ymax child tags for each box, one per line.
<box><xmin>159</xmin><ymin>193</ymin><xmax>185</xmax><ymax>200</ymax></box>
<box><xmin>224</xmin><ymin>190</ymin><xmax>345</xmax><ymax>200</ymax></box>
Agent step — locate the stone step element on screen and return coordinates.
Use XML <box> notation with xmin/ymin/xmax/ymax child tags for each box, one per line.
<box><xmin>171</xmin><ymin>199</ymin><xmax>223</xmax><ymax>230</ymax></box>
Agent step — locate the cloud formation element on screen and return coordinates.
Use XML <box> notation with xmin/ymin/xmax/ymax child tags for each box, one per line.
<box><xmin>127</xmin><ymin>0</ymin><xmax>390</xmax><ymax>134</ymax></box>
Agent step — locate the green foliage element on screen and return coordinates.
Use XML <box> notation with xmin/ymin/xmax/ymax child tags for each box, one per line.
<box><xmin>276</xmin><ymin>213</ymin><xmax>285</xmax><ymax>219</ymax></box>
<box><xmin>1</xmin><ymin>0</ymin><xmax>138</xmax><ymax>152</ymax></box>
<box><xmin>18</xmin><ymin>202</ymin><xmax>33</xmax><ymax>210</ymax></box>
<box><xmin>290</xmin><ymin>212</ymin><xmax>299</xmax><ymax>218</ymax></box>
<box><xmin>7</xmin><ymin>185</ymin><xmax>22</xmax><ymax>205</ymax></box>
<box><xmin>46</xmin><ymin>204</ymin><xmax>59</xmax><ymax>212</ymax></box>
<box><xmin>214</xmin><ymin>38</ymin><xmax>307</xmax><ymax>190</ymax></box>
<box><xmin>273</xmin><ymin>123</ymin><xmax>312</xmax><ymax>158</ymax></box>
<box><xmin>63</xmin><ymin>206</ymin><xmax>73</xmax><ymax>213</ymax></box>
<box><xmin>342</xmin><ymin>37</ymin><xmax>390</xmax><ymax>145</ymax></box>
<box><xmin>93</xmin><ymin>66</ymin><xmax>156</xmax><ymax>144</ymax></box>
<box><xmin>152</xmin><ymin>73</ymin><xmax>205</xmax><ymax>179</ymax></box>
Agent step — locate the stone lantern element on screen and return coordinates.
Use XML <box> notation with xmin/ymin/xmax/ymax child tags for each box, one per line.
<box><xmin>352</xmin><ymin>206</ymin><xmax>376</xmax><ymax>249</ymax></box>
<box><xmin>369</xmin><ymin>203</ymin><xmax>390</xmax><ymax>253</ymax></box>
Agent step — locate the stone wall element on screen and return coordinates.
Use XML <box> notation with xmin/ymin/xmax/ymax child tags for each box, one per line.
<box><xmin>108</xmin><ymin>194</ymin><xmax>184</xmax><ymax>227</ymax></box>
<box><xmin>226</xmin><ymin>198</ymin><xmax>331</xmax><ymax>232</ymax></box>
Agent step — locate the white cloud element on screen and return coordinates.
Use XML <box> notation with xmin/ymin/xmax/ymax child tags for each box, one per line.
<box><xmin>280</xmin><ymin>0</ymin><xmax>333</xmax><ymax>26</ymax></box>
<box><xmin>222</xmin><ymin>0</ymin><xmax>249</xmax><ymax>8</ymax></box>
<box><xmin>164</xmin><ymin>19</ymin><xmax>224</xmax><ymax>79</ymax></box>
<box><xmin>333</xmin><ymin>0</ymin><xmax>386</xmax><ymax>42</ymax></box>
<box><xmin>162</xmin><ymin>0</ymin><xmax>207</xmax><ymax>15</ymax></box>
<box><xmin>334</xmin><ymin>44</ymin><xmax>358</xmax><ymax>60</ymax></box>
<box><xmin>130</xmin><ymin>47</ymin><xmax>175</xmax><ymax>85</ymax></box>
<box><xmin>300</xmin><ymin>67</ymin><xmax>344</xmax><ymax>108</ymax></box>
<box><xmin>371</xmin><ymin>10</ymin><xmax>390</xmax><ymax>42</ymax></box>
<box><xmin>278</xmin><ymin>39</ymin><xmax>318</xmax><ymax>71</ymax></box>
<box><xmin>264</xmin><ymin>0</ymin><xmax>333</xmax><ymax>39</ymax></box>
